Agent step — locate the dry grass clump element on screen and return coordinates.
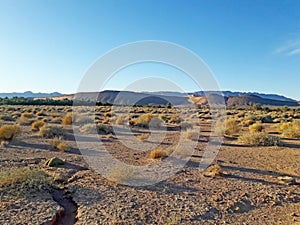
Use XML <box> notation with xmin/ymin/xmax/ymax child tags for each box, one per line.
<box><xmin>18</xmin><ymin>112</ymin><xmax>35</xmax><ymax>125</ymax></box>
<box><xmin>80</xmin><ymin>123</ymin><xmax>113</xmax><ymax>135</ymax></box>
<box><xmin>184</xmin><ymin>129</ymin><xmax>199</xmax><ymax>141</ymax></box>
<box><xmin>0</xmin><ymin>167</ymin><xmax>50</xmax><ymax>190</ymax></box>
<box><xmin>149</xmin><ymin>148</ymin><xmax>168</xmax><ymax>159</ymax></box>
<box><xmin>278</xmin><ymin>121</ymin><xmax>300</xmax><ymax>138</ymax></box>
<box><xmin>39</xmin><ymin>125</ymin><xmax>65</xmax><ymax>138</ymax></box>
<box><xmin>137</xmin><ymin>133</ymin><xmax>150</xmax><ymax>141</ymax></box>
<box><xmin>36</xmin><ymin>110</ymin><xmax>47</xmax><ymax>116</ymax></box>
<box><xmin>31</xmin><ymin>120</ymin><xmax>45</xmax><ymax>131</ymax></box>
<box><xmin>215</xmin><ymin>118</ymin><xmax>240</xmax><ymax>136</ymax></box>
<box><xmin>249</xmin><ymin>122</ymin><xmax>264</xmax><ymax>133</ymax></box>
<box><xmin>168</xmin><ymin>114</ymin><xmax>181</xmax><ymax>124</ymax></box>
<box><xmin>62</xmin><ymin>112</ymin><xmax>73</xmax><ymax>125</ymax></box>
<box><xmin>115</xmin><ymin>114</ymin><xmax>128</xmax><ymax>125</ymax></box>
<box><xmin>130</xmin><ymin>113</ymin><xmax>153</xmax><ymax>128</ymax></box>
<box><xmin>49</xmin><ymin>137</ymin><xmax>68</xmax><ymax>151</ymax></box>
<box><xmin>0</xmin><ymin>124</ymin><xmax>20</xmax><ymax>141</ymax></box>
<box><xmin>238</xmin><ymin>132</ymin><xmax>282</xmax><ymax>146</ymax></box>
<box><xmin>203</xmin><ymin>164</ymin><xmax>222</xmax><ymax>177</ymax></box>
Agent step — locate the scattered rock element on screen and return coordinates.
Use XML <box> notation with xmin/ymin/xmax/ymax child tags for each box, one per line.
<box><xmin>45</xmin><ymin>157</ymin><xmax>65</xmax><ymax>167</ymax></box>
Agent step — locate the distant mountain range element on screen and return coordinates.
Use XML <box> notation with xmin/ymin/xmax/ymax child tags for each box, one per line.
<box><xmin>0</xmin><ymin>91</ymin><xmax>62</xmax><ymax>99</ymax></box>
<box><xmin>0</xmin><ymin>90</ymin><xmax>298</xmax><ymax>107</ymax></box>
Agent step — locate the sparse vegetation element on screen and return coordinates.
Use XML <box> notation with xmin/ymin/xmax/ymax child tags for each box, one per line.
<box><xmin>137</xmin><ymin>133</ymin><xmax>150</xmax><ymax>141</ymax></box>
<box><xmin>39</xmin><ymin>124</ymin><xmax>65</xmax><ymax>138</ymax></box>
<box><xmin>31</xmin><ymin>120</ymin><xmax>45</xmax><ymax>131</ymax></box>
<box><xmin>62</xmin><ymin>112</ymin><xmax>73</xmax><ymax>125</ymax></box>
<box><xmin>249</xmin><ymin>122</ymin><xmax>264</xmax><ymax>133</ymax></box>
<box><xmin>278</xmin><ymin>121</ymin><xmax>300</xmax><ymax>138</ymax></box>
<box><xmin>0</xmin><ymin>124</ymin><xmax>20</xmax><ymax>141</ymax></box>
<box><xmin>238</xmin><ymin>132</ymin><xmax>282</xmax><ymax>146</ymax></box>
<box><xmin>0</xmin><ymin>167</ymin><xmax>51</xmax><ymax>189</ymax></box>
<box><xmin>184</xmin><ymin>129</ymin><xmax>199</xmax><ymax>141</ymax></box>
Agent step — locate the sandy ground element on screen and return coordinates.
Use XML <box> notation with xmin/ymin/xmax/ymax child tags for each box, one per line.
<box><xmin>0</xmin><ymin>114</ymin><xmax>300</xmax><ymax>225</ymax></box>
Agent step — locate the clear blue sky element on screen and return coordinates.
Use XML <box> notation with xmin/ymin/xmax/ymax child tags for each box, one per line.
<box><xmin>0</xmin><ymin>0</ymin><xmax>300</xmax><ymax>99</ymax></box>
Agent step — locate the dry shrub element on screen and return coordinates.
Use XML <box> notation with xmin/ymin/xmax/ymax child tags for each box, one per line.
<box><xmin>80</xmin><ymin>123</ymin><xmax>113</xmax><ymax>135</ymax></box>
<box><xmin>225</xmin><ymin>118</ymin><xmax>241</xmax><ymax>135</ymax></box>
<box><xmin>137</xmin><ymin>133</ymin><xmax>150</xmax><ymax>141</ymax></box>
<box><xmin>0</xmin><ymin>167</ymin><xmax>50</xmax><ymax>190</ymax></box>
<box><xmin>39</xmin><ymin>125</ymin><xmax>65</xmax><ymax>138</ymax></box>
<box><xmin>149</xmin><ymin>148</ymin><xmax>168</xmax><ymax>159</ymax></box>
<box><xmin>249</xmin><ymin>122</ymin><xmax>264</xmax><ymax>133</ymax></box>
<box><xmin>62</xmin><ymin>112</ymin><xmax>72</xmax><ymax>125</ymax></box>
<box><xmin>31</xmin><ymin>120</ymin><xmax>45</xmax><ymax>131</ymax></box>
<box><xmin>203</xmin><ymin>164</ymin><xmax>222</xmax><ymax>177</ymax></box>
<box><xmin>238</xmin><ymin>132</ymin><xmax>282</xmax><ymax>146</ymax></box>
<box><xmin>18</xmin><ymin>112</ymin><xmax>34</xmax><ymax>125</ymax></box>
<box><xmin>115</xmin><ymin>114</ymin><xmax>128</xmax><ymax>125</ymax></box>
<box><xmin>0</xmin><ymin>124</ymin><xmax>20</xmax><ymax>141</ymax></box>
<box><xmin>184</xmin><ymin>129</ymin><xmax>199</xmax><ymax>141</ymax></box>
<box><xmin>36</xmin><ymin>110</ymin><xmax>46</xmax><ymax>116</ymax></box>
<box><xmin>168</xmin><ymin>114</ymin><xmax>181</xmax><ymax>124</ymax></box>
<box><xmin>278</xmin><ymin>121</ymin><xmax>300</xmax><ymax>138</ymax></box>
<box><xmin>131</xmin><ymin>113</ymin><xmax>153</xmax><ymax>128</ymax></box>
<box><xmin>49</xmin><ymin>137</ymin><xmax>67</xmax><ymax>151</ymax></box>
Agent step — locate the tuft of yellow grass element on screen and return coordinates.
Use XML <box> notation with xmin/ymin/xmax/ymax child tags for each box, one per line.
<box><xmin>184</xmin><ymin>129</ymin><xmax>199</xmax><ymax>141</ymax></box>
<box><xmin>137</xmin><ymin>133</ymin><xmax>150</xmax><ymax>141</ymax></box>
<box><xmin>31</xmin><ymin>120</ymin><xmax>45</xmax><ymax>131</ymax></box>
<box><xmin>62</xmin><ymin>112</ymin><xmax>72</xmax><ymax>125</ymax></box>
<box><xmin>0</xmin><ymin>167</ymin><xmax>50</xmax><ymax>189</ymax></box>
<box><xmin>238</xmin><ymin>132</ymin><xmax>282</xmax><ymax>146</ymax></box>
<box><xmin>0</xmin><ymin>124</ymin><xmax>20</xmax><ymax>141</ymax></box>
<box><xmin>249</xmin><ymin>122</ymin><xmax>264</xmax><ymax>133</ymax></box>
<box><xmin>149</xmin><ymin>148</ymin><xmax>168</xmax><ymax>159</ymax></box>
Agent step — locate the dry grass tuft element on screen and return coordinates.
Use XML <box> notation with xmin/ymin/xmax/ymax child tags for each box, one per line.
<box><xmin>0</xmin><ymin>167</ymin><xmax>50</xmax><ymax>189</ymax></box>
<box><xmin>62</xmin><ymin>112</ymin><xmax>73</xmax><ymax>125</ymax></box>
<box><xmin>137</xmin><ymin>133</ymin><xmax>150</xmax><ymax>141</ymax></box>
<box><xmin>278</xmin><ymin>121</ymin><xmax>300</xmax><ymax>138</ymax></box>
<box><xmin>39</xmin><ymin>125</ymin><xmax>65</xmax><ymax>138</ymax></box>
<box><xmin>0</xmin><ymin>124</ymin><xmax>20</xmax><ymax>141</ymax></box>
<box><xmin>184</xmin><ymin>129</ymin><xmax>199</xmax><ymax>141</ymax></box>
<box><xmin>31</xmin><ymin>120</ymin><xmax>45</xmax><ymax>131</ymax></box>
<box><xmin>149</xmin><ymin>148</ymin><xmax>168</xmax><ymax>159</ymax></box>
<box><xmin>238</xmin><ymin>132</ymin><xmax>282</xmax><ymax>146</ymax></box>
<box><xmin>249</xmin><ymin>122</ymin><xmax>264</xmax><ymax>133</ymax></box>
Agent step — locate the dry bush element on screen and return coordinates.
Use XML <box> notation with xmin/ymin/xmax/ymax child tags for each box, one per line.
<box><xmin>62</xmin><ymin>112</ymin><xmax>72</xmax><ymax>125</ymax></box>
<box><xmin>39</xmin><ymin>125</ymin><xmax>65</xmax><ymax>138</ymax></box>
<box><xmin>149</xmin><ymin>148</ymin><xmax>168</xmax><ymax>159</ymax></box>
<box><xmin>238</xmin><ymin>132</ymin><xmax>282</xmax><ymax>146</ymax></box>
<box><xmin>137</xmin><ymin>133</ymin><xmax>150</xmax><ymax>141</ymax></box>
<box><xmin>0</xmin><ymin>167</ymin><xmax>50</xmax><ymax>190</ymax></box>
<box><xmin>49</xmin><ymin>137</ymin><xmax>67</xmax><ymax>151</ymax></box>
<box><xmin>80</xmin><ymin>123</ymin><xmax>113</xmax><ymax>135</ymax></box>
<box><xmin>36</xmin><ymin>110</ymin><xmax>47</xmax><ymax>116</ymax></box>
<box><xmin>115</xmin><ymin>114</ymin><xmax>128</xmax><ymax>125</ymax></box>
<box><xmin>31</xmin><ymin>120</ymin><xmax>45</xmax><ymax>131</ymax></box>
<box><xmin>278</xmin><ymin>121</ymin><xmax>300</xmax><ymax>138</ymax></box>
<box><xmin>225</xmin><ymin>118</ymin><xmax>241</xmax><ymax>135</ymax></box>
<box><xmin>18</xmin><ymin>112</ymin><xmax>34</xmax><ymax>125</ymax></box>
<box><xmin>249</xmin><ymin>122</ymin><xmax>264</xmax><ymax>133</ymax></box>
<box><xmin>184</xmin><ymin>129</ymin><xmax>199</xmax><ymax>141</ymax></box>
<box><xmin>0</xmin><ymin>124</ymin><xmax>20</xmax><ymax>141</ymax></box>
<box><xmin>168</xmin><ymin>114</ymin><xmax>181</xmax><ymax>124</ymax></box>
<box><xmin>131</xmin><ymin>113</ymin><xmax>153</xmax><ymax>128</ymax></box>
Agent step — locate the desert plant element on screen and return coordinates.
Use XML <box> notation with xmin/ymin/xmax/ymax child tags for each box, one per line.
<box><xmin>0</xmin><ymin>114</ymin><xmax>15</xmax><ymax>121</ymax></box>
<box><xmin>18</xmin><ymin>112</ymin><xmax>34</xmax><ymax>125</ymax></box>
<box><xmin>49</xmin><ymin>137</ymin><xmax>67</xmax><ymax>151</ymax></box>
<box><xmin>131</xmin><ymin>113</ymin><xmax>153</xmax><ymax>128</ymax></box>
<box><xmin>149</xmin><ymin>148</ymin><xmax>168</xmax><ymax>159</ymax></box>
<box><xmin>31</xmin><ymin>120</ymin><xmax>45</xmax><ymax>131</ymax></box>
<box><xmin>278</xmin><ymin>121</ymin><xmax>300</xmax><ymax>138</ymax></box>
<box><xmin>184</xmin><ymin>129</ymin><xmax>199</xmax><ymax>141</ymax></box>
<box><xmin>39</xmin><ymin>125</ymin><xmax>65</xmax><ymax>138</ymax></box>
<box><xmin>115</xmin><ymin>114</ymin><xmax>128</xmax><ymax>125</ymax></box>
<box><xmin>238</xmin><ymin>132</ymin><xmax>282</xmax><ymax>146</ymax></box>
<box><xmin>137</xmin><ymin>133</ymin><xmax>150</xmax><ymax>141</ymax></box>
<box><xmin>225</xmin><ymin>118</ymin><xmax>241</xmax><ymax>135</ymax></box>
<box><xmin>0</xmin><ymin>124</ymin><xmax>20</xmax><ymax>141</ymax></box>
<box><xmin>0</xmin><ymin>167</ymin><xmax>51</xmax><ymax>190</ymax></box>
<box><xmin>249</xmin><ymin>122</ymin><xmax>264</xmax><ymax>133</ymax></box>
<box><xmin>62</xmin><ymin>112</ymin><xmax>73</xmax><ymax>125</ymax></box>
